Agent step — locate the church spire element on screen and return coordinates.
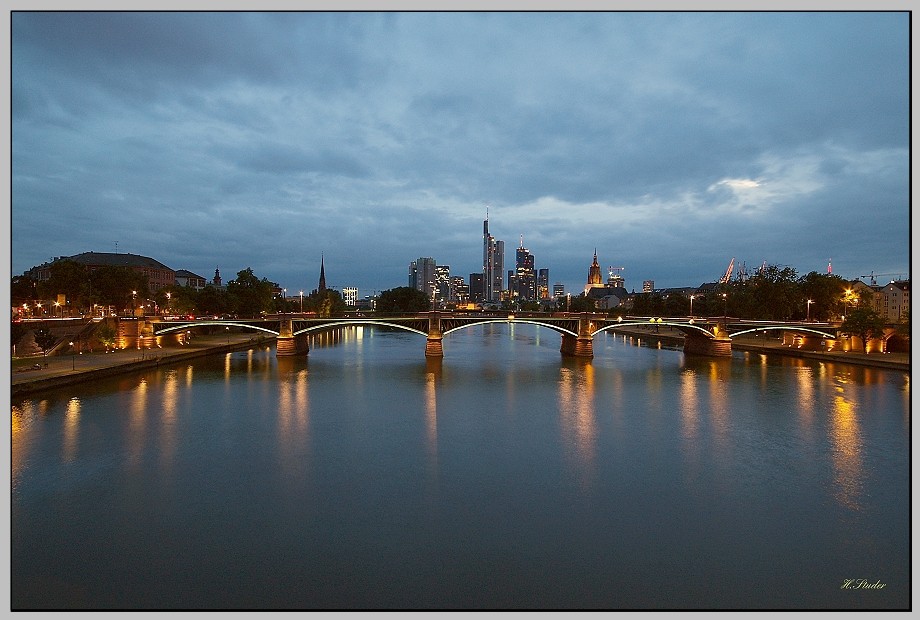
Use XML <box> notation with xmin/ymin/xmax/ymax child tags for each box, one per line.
<box><xmin>587</xmin><ymin>249</ymin><xmax>603</xmax><ymax>286</ymax></box>
<box><xmin>318</xmin><ymin>255</ymin><xmax>327</xmax><ymax>293</ymax></box>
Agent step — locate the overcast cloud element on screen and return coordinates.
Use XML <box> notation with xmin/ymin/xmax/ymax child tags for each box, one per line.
<box><xmin>11</xmin><ymin>11</ymin><xmax>910</xmax><ymax>295</ymax></box>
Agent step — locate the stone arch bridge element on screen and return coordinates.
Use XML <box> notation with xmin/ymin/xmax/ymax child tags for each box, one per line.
<box><xmin>151</xmin><ymin>313</ymin><xmax>840</xmax><ymax>359</ymax></box>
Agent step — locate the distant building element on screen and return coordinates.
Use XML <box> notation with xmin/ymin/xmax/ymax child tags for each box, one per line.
<box><xmin>643</xmin><ymin>280</ymin><xmax>654</xmax><ymax>293</ymax></box>
<box><xmin>318</xmin><ymin>255</ymin><xmax>327</xmax><ymax>293</ymax></box>
<box><xmin>537</xmin><ymin>269</ymin><xmax>550</xmax><ymax>300</ymax></box>
<box><xmin>483</xmin><ymin>215</ymin><xmax>504</xmax><ymax>302</ymax></box>
<box><xmin>581</xmin><ymin>250</ymin><xmax>630</xmax><ymax>309</ymax></box>
<box><xmin>515</xmin><ymin>239</ymin><xmax>536</xmax><ymax>300</ymax></box>
<box><xmin>26</xmin><ymin>251</ymin><xmax>175</xmax><ymax>292</ymax></box>
<box><xmin>469</xmin><ymin>273</ymin><xmax>484</xmax><ymax>302</ymax></box>
<box><xmin>175</xmin><ymin>269</ymin><xmax>207</xmax><ymax>290</ymax></box>
<box><xmin>451</xmin><ymin>276</ymin><xmax>469</xmax><ymax>303</ymax></box>
<box><xmin>585</xmin><ymin>249</ymin><xmax>604</xmax><ymax>293</ymax></box>
<box><xmin>212</xmin><ymin>267</ymin><xmax>223</xmax><ymax>288</ymax></box>
<box><xmin>343</xmin><ymin>287</ymin><xmax>358</xmax><ymax>306</ymax></box>
<box><xmin>880</xmin><ymin>280</ymin><xmax>909</xmax><ymax>322</ymax></box>
<box><xmin>434</xmin><ymin>265</ymin><xmax>451</xmax><ymax>302</ymax></box>
<box><xmin>409</xmin><ymin>257</ymin><xmax>437</xmax><ymax>298</ymax></box>
<box><xmin>553</xmin><ymin>283</ymin><xmax>565</xmax><ymax>298</ymax></box>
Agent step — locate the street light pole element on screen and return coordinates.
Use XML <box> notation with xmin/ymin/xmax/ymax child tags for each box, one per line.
<box><xmin>69</xmin><ymin>341</ymin><xmax>75</xmax><ymax>370</ymax></box>
<box><xmin>299</xmin><ymin>290</ymin><xmax>304</xmax><ymax>314</ymax></box>
<box><xmin>807</xmin><ymin>299</ymin><xmax>814</xmax><ymax>322</ymax></box>
<box><xmin>689</xmin><ymin>295</ymin><xmax>695</xmax><ymax>318</ymax></box>
<box><xmin>721</xmin><ymin>293</ymin><xmax>727</xmax><ymax>319</ymax></box>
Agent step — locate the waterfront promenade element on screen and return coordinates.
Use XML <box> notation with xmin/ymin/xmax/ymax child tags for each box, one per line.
<box><xmin>11</xmin><ymin>332</ymin><xmax>271</xmax><ymax>398</ymax></box>
<box><xmin>10</xmin><ymin>327</ymin><xmax>908</xmax><ymax>399</ymax></box>
<box><xmin>611</xmin><ymin>325</ymin><xmax>910</xmax><ymax>371</ymax></box>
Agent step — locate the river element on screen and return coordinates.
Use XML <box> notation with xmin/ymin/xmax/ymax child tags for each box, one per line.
<box><xmin>10</xmin><ymin>324</ymin><xmax>911</xmax><ymax>609</ymax></box>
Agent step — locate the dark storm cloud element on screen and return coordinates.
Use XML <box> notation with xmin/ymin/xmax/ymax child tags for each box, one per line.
<box><xmin>11</xmin><ymin>11</ymin><xmax>909</xmax><ymax>293</ymax></box>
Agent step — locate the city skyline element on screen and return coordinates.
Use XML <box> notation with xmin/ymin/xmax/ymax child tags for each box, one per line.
<box><xmin>11</xmin><ymin>11</ymin><xmax>910</xmax><ymax>296</ymax></box>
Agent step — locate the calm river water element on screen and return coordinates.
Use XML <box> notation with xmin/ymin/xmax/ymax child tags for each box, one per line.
<box><xmin>11</xmin><ymin>325</ymin><xmax>911</xmax><ymax>610</ymax></box>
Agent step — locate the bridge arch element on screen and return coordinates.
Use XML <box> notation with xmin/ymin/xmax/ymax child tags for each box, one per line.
<box><xmin>155</xmin><ymin>321</ymin><xmax>281</xmax><ymax>336</ymax></box>
<box><xmin>441</xmin><ymin>319</ymin><xmax>579</xmax><ymax>338</ymax></box>
<box><xmin>593</xmin><ymin>320</ymin><xmax>718</xmax><ymax>339</ymax></box>
<box><xmin>728</xmin><ymin>326</ymin><xmax>836</xmax><ymax>340</ymax></box>
<box><xmin>293</xmin><ymin>319</ymin><xmax>428</xmax><ymax>337</ymax></box>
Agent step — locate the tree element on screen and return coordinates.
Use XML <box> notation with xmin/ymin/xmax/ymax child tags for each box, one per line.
<box><xmin>226</xmin><ymin>268</ymin><xmax>276</xmax><ymax>318</ymax></box>
<box><xmin>553</xmin><ymin>294</ymin><xmax>595</xmax><ymax>313</ymax></box>
<box><xmin>11</xmin><ymin>322</ymin><xmax>30</xmax><ymax>356</ymax></box>
<box><xmin>32</xmin><ymin>329</ymin><xmax>58</xmax><ymax>358</ymax></box>
<box><xmin>11</xmin><ymin>276</ymin><xmax>38</xmax><ymax>307</ymax></box>
<box><xmin>796</xmin><ymin>272</ymin><xmax>846</xmax><ymax>322</ymax></box>
<box><xmin>303</xmin><ymin>289</ymin><xmax>346</xmax><ymax>318</ymax></box>
<box><xmin>375</xmin><ymin>287</ymin><xmax>431</xmax><ymax>314</ymax></box>
<box><xmin>197</xmin><ymin>285</ymin><xmax>232</xmax><ymax>317</ymax></box>
<box><xmin>95</xmin><ymin>323</ymin><xmax>118</xmax><ymax>352</ymax></box>
<box><xmin>840</xmin><ymin>307</ymin><xmax>886</xmax><ymax>354</ymax></box>
<box><xmin>88</xmin><ymin>266</ymin><xmax>149</xmax><ymax>313</ymax></box>
<box><xmin>36</xmin><ymin>259</ymin><xmax>89</xmax><ymax>310</ymax></box>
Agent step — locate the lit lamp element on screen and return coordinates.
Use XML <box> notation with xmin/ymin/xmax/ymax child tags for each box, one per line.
<box><xmin>689</xmin><ymin>295</ymin><xmax>696</xmax><ymax>318</ymax></box>
<box><xmin>69</xmin><ymin>341</ymin><xmax>75</xmax><ymax>370</ymax></box>
<box><xmin>807</xmin><ymin>299</ymin><xmax>814</xmax><ymax>322</ymax></box>
<box><xmin>299</xmin><ymin>290</ymin><xmax>304</xmax><ymax>314</ymax></box>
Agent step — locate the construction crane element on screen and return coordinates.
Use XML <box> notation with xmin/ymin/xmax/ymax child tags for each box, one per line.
<box><xmin>607</xmin><ymin>266</ymin><xmax>625</xmax><ymax>287</ymax></box>
<box><xmin>720</xmin><ymin>258</ymin><xmax>735</xmax><ymax>284</ymax></box>
<box><xmin>860</xmin><ymin>272</ymin><xmax>905</xmax><ymax>286</ymax></box>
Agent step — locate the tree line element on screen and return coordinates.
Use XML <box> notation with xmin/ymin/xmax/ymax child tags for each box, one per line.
<box><xmin>11</xmin><ymin>261</ymin><xmax>346</xmax><ymax>319</ymax></box>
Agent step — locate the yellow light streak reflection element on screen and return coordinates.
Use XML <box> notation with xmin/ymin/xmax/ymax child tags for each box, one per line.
<box><xmin>63</xmin><ymin>397</ymin><xmax>81</xmax><ymax>463</ymax></box>
<box><xmin>425</xmin><ymin>367</ymin><xmax>438</xmax><ymax>465</ymax></box>
<box><xmin>557</xmin><ymin>361</ymin><xmax>597</xmax><ymax>492</ymax></box>
<box><xmin>160</xmin><ymin>368</ymin><xmax>179</xmax><ymax>472</ymax></box>
<box><xmin>277</xmin><ymin>362</ymin><xmax>310</xmax><ymax>482</ymax></box>
<box><xmin>830</xmin><ymin>393</ymin><xmax>864</xmax><ymax>511</ymax></box>
<box><xmin>12</xmin><ymin>403</ymin><xmax>31</xmax><ymax>489</ymax></box>
<box><xmin>128</xmin><ymin>378</ymin><xmax>149</xmax><ymax>468</ymax></box>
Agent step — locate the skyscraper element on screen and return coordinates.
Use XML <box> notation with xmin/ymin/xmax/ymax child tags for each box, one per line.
<box><xmin>434</xmin><ymin>265</ymin><xmax>451</xmax><ymax>303</ymax></box>
<box><xmin>482</xmin><ymin>214</ymin><xmax>504</xmax><ymax>303</ymax></box>
<box><xmin>538</xmin><ymin>269</ymin><xmax>549</xmax><ymax>300</ymax></box>
<box><xmin>469</xmin><ymin>273</ymin><xmax>484</xmax><ymax>302</ymax></box>
<box><xmin>409</xmin><ymin>257</ymin><xmax>437</xmax><ymax>299</ymax></box>
<box><xmin>515</xmin><ymin>237</ymin><xmax>536</xmax><ymax>301</ymax></box>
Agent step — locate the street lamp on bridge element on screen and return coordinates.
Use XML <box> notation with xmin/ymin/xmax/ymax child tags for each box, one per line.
<box><xmin>689</xmin><ymin>295</ymin><xmax>696</xmax><ymax>318</ymax></box>
<box><xmin>300</xmin><ymin>290</ymin><xmax>304</xmax><ymax>314</ymax></box>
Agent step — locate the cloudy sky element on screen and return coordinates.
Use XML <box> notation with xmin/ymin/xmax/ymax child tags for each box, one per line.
<box><xmin>11</xmin><ymin>10</ymin><xmax>910</xmax><ymax>296</ymax></box>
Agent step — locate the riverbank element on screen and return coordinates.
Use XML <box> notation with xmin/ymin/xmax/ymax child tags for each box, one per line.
<box><xmin>11</xmin><ymin>333</ymin><xmax>274</xmax><ymax>399</ymax></box>
<box><xmin>10</xmin><ymin>327</ymin><xmax>909</xmax><ymax>399</ymax></box>
<box><xmin>606</xmin><ymin>326</ymin><xmax>910</xmax><ymax>372</ymax></box>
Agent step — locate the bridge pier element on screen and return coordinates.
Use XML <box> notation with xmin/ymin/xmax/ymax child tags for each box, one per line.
<box><xmin>425</xmin><ymin>336</ymin><xmax>444</xmax><ymax>357</ymax></box>
<box><xmin>560</xmin><ymin>314</ymin><xmax>597</xmax><ymax>358</ymax></box>
<box><xmin>683</xmin><ymin>332</ymin><xmax>732</xmax><ymax>357</ymax></box>
<box><xmin>560</xmin><ymin>334</ymin><xmax>594</xmax><ymax>357</ymax></box>
<box><xmin>426</xmin><ymin>312</ymin><xmax>444</xmax><ymax>357</ymax></box>
<box><xmin>276</xmin><ymin>318</ymin><xmax>310</xmax><ymax>357</ymax></box>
